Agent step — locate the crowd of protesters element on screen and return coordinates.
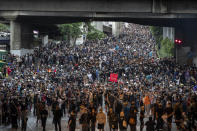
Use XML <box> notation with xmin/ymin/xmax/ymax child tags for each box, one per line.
<box><xmin>0</xmin><ymin>23</ymin><xmax>197</xmax><ymax>131</ymax></box>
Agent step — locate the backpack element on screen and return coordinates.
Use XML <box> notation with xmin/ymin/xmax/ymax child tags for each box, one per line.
<box><xmin>123</xmin><ymin>120</ymin><xmax>127</xmax><ymax>128</ymax></box>
<box><xmin>129</xmin><ymin>118</ymin><xmax>135</xmax><ymax>125</ymax></box>
<box><xmin>80</xmin><ymin>113</ymin><xmax>88</xmax><ymax>124</ymax></box>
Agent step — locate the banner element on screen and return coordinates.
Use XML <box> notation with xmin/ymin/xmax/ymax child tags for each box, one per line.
<box><xmin>109</xmin><ymin>73</ymin><xmax>118</xmax><ymax>82</ymax></box>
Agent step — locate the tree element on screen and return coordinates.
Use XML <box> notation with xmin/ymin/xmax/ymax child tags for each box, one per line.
<box><xmin>84</xmin><ymin>22</ymin><xmax>107</xmax><ymax>41</ymax></box>
<box><xmin>0</xmin><ymin>23</ymin><xmax>9</xmax><ymax>32</ymax></box>
<box><xmin>86</xmin><ymin>29</ymin><xmax>106</xmax><ymax>40</ymax></box>
<box><xmin>58</xmin><ymin>22</ymin><xmax>83</xmax><ymax>45</ymax></box>
<box><xmin>150</xmin><ymin>26</ymin><xmax>163</xmax><ymax>49</ymax></box>
<box><xmin>160</xmin><ymin>38</ymin><xmax>174</xmax><ymax>57</ymax></box>
<box><xmin>84</xmin><ymin>22</ymin><xmax>95</xmax><ymax>32</ymax></box>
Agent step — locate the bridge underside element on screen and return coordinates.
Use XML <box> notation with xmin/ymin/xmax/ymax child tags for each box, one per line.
<box><xmin>1</xmin><ymin>11</ymin><xmax>197</xmax><ymax>27</ymax></box>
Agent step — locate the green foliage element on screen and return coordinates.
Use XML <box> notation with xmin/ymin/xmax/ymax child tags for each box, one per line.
<box><xmin>150</xmin><ymin>26</ymin><xmax>171</xmax><ymax>58</ymax></box>
<box><xmin>0</xmin><ymin>23</ymin><xmax>9</xmax><ymax>32</ymax></box>
<box><xmin>84</xmin><ymin>22</ymin><xmax>95</xmax><ymax>32</ymax></box>
<box><xmin>86</xmin><ymin>29</ymin><xmax>106</xmax><ymax>40</ymax></box>
<box><xmin>58</xmin><ymin>22</ymin><xmax>83</xmax><ymax>44</ymax></box>
<box><xmin>159</xmin><ymin>38</ymin><xmax>174</xmax><ymax>58</ymax></box>
<box><xmin>150</xmin><ymin>26</ymin><xmax>163</xmax><ymax>45</ymax></box>
<box><xmin>59</xmin><ymin>22</ymin><xmax>106</xmax><ymax>42</ymax></box>
<box><xmin>84</xmin><ymin>22</ymin><xmax>107</xmax><ymax>40</ymax></box>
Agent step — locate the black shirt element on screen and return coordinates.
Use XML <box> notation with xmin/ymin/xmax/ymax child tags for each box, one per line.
<box><xmin>165</xmin><ymin>107</ymin><xmax>173</xmax><ymax>119</ymax></box>
<box><xmin>146</xmin><ymin>120</ymin><xmax>155</xmax><ymax>131</ymax></box>
<box><xmin>68</xmin><ymin>115</ymin><xmax>76</xmax><ymax>128</ymax></box>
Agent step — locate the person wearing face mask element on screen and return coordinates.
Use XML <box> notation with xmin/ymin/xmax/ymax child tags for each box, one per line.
<box><xmin>143</xmin><ymin>93</ymin><xmax>151</xmax><ymax>117</ymax></box>
<box><xmin>129</xmin><ymin>108</ymin><xmax>137</xmax><ymax>131</ymax></box>
<box><xmin>21</xmin><ymin>101</ymin><xmax>28</xmax><ymax>131</ymax></box>
<box><xmin>110</xmin><ymin>110</ymin><xmax>118</xmax><ymax>131</ymax></box>
<box><xmin>80</xmin><ymin>107</ymin><xmax>90</xmax><ymax>131</ymax></box>
<box><xmin>90</xmin><ymin>108</ymin><xmax>97</xmax><ymax>131</ymax></box>
<box><xmin>140</xmin><ymin>105</ymin><xmax>145</xmax><ymax>131</ymax></box>
<box><xmin>165</xmin><ymin>101</ymin><xmax>173</xmax><ymax>131</ymax></box>
<box><xmin>67</xmin><ymin>111</ymin><xmax>76</xmax><ymax>131</ymax></box>
<box><xmin>40</xmin><ymin>104</ymin><xmax>48</xmax><ymax>131</ymax></box>
<box><xmin>145</xmin><ymin>117</ymin><xmax>155</xmax><ymax>131</ymax></box>
<box><xmin>53</xmin><ymin>104</ymin><xmax>62</xmax><ymax>131</ymax></box>
<box><xmin>174</xmin><ymin>102</ymin><xmax>183</xmax><ymax>130</ymax></box>
<box><xmin>10</xmin><ymin>100</ymin><xmax>18</xmax><ymax>131</ymax></box>
<box><xmin>119</xmin><ymin>111</ymin><xmax>127</xmax><ymax>131</ymax></box>
<box><xmin>156</xmin><ymin>103</ymin><xmax>163</xmax><ymax>131</ymax></box>
<box><xmin>96</xmin><ymin>108</ymin><xmax>106</xmax><ymax>131</ymax></box>
<box><xmin>153</xmin><ymin>99</ymin><xmax>159</xmax><ymax>122</ymax></box>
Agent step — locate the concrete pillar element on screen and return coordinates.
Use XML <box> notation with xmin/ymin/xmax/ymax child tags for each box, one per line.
<box><xmin>91</xmin><ymin>22</ymin><xmax>103</xmax><ymax>32</ymax></box>
<box><xmin>10</xmin><ymin>20</ymin><xmax>21</xmax><ymax>51</ymax></box>
<box><xmin>163</xmin><ymin>27</ymin><xmax>174</xmax><ymax>42</ymax></box>
<box><xmin>112</xmin><ymin>22</ymin><xmax>121</xmax><ymax>37</ymax></box>
<box><xmin>10</xmin><ymin>21</ymin><xmax>34</xmax><ymax>56</ymax></box>
<box><xmin>42</xmin><ymin>35</ymin><xmax>49</xmax><ymax>46</ymax></box>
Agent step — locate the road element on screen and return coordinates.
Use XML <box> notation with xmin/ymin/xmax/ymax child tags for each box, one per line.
<box><xmin>0</xmin><ymin>108</ymin><xmax>178</xmax><ymax>131</ymax></box>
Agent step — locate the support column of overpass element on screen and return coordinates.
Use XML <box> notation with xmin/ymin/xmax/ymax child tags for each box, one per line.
<box><xmin>112</xmin><ymin>22</ymin><xmax>121</xmax><ymax>37</ymax></box>
<box><xmin>163</xmin><ymin>27</ymin><xmax>175</xmax><ymax>42</ymax></box>
<box><xmin>10</xmin><ymin>21</ymin><xmax>34</xmax><ymax>56</ymax></box>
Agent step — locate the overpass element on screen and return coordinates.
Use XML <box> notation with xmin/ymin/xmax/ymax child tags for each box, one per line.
<box><xmin>1</xmin><ymin>0</ymin><xmax>197</xmax><ymax>64</ymax></box>
<box><xmin>1</xmin><ymin>0</ymin><xmax>197</xmax><ymax>25</ymax></box>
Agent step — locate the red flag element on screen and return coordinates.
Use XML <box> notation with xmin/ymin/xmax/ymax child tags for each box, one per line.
<box><xmin>109</xmin><ymin>73</ymin><xmax>118</xmax><ymax>82</ymax></box>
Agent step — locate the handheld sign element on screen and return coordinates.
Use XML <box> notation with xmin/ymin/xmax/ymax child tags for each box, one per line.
<box><xmin>109</xmin><ymin>73</ymin><xmax>118</xmax><ymax>82</ymax></box>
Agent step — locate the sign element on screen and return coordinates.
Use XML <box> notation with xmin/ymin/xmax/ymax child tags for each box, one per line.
<box><xmin>109</xmin><ymin>73</ymin><xmax>118</xmax><ymax>82</ymax></box>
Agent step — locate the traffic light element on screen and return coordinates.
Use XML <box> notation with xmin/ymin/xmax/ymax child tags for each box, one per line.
<box><xmin>175</xmin><ymin>39</ymin><xmax>182</xmax><ymax>45</ymax></box>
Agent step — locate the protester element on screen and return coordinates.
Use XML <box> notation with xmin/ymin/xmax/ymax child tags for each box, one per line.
<box><xmin>53</xmin><ymin>104</ymin><xmax>62</xmax><ymax>131</ymax></box>
<box><xmin>145</xmin><ymin>117</ymin><xmax>155</xmax><ymax>131</ymax></box>
<box><xmin>68</xmin><ymin>111</ymin><xmax>76</xmax><ymax>131</ymax></box>
<box><xmin>96</xmin><ymin>108</ymin><xmax>106</xmax><ymax>131</ymax></box>
<box><xmin>140</xmin><ymin>105</ymin><xmax>145</xmax><ymax>131</ymax></box>
<box><xmin>90</xmin><ymin>108</ymin><xmax>97</xmax><ymax>131</ymax></box>
<box><xmin>119</xmin><ymin>111</ymin><xmax>127</xmax><ymax>131</ymax></box>
<box><xmin>0</xmin><ymin>23</ymin><xmax>197</xmax><ymax>131</ymax></box>
<box><xmin>80</xmin><ymin>107</ymin><xmax>89</xmax><ymax>131</ymax></box>
<box><xmin>21</xmin><ymin>104</ymin><xmax>28</xmax><ymax>131</ymax></box>
<box><xmin>40</xmin><ymin>104</ymin><xmax>48</xmax><ymax>131</ymax></box>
